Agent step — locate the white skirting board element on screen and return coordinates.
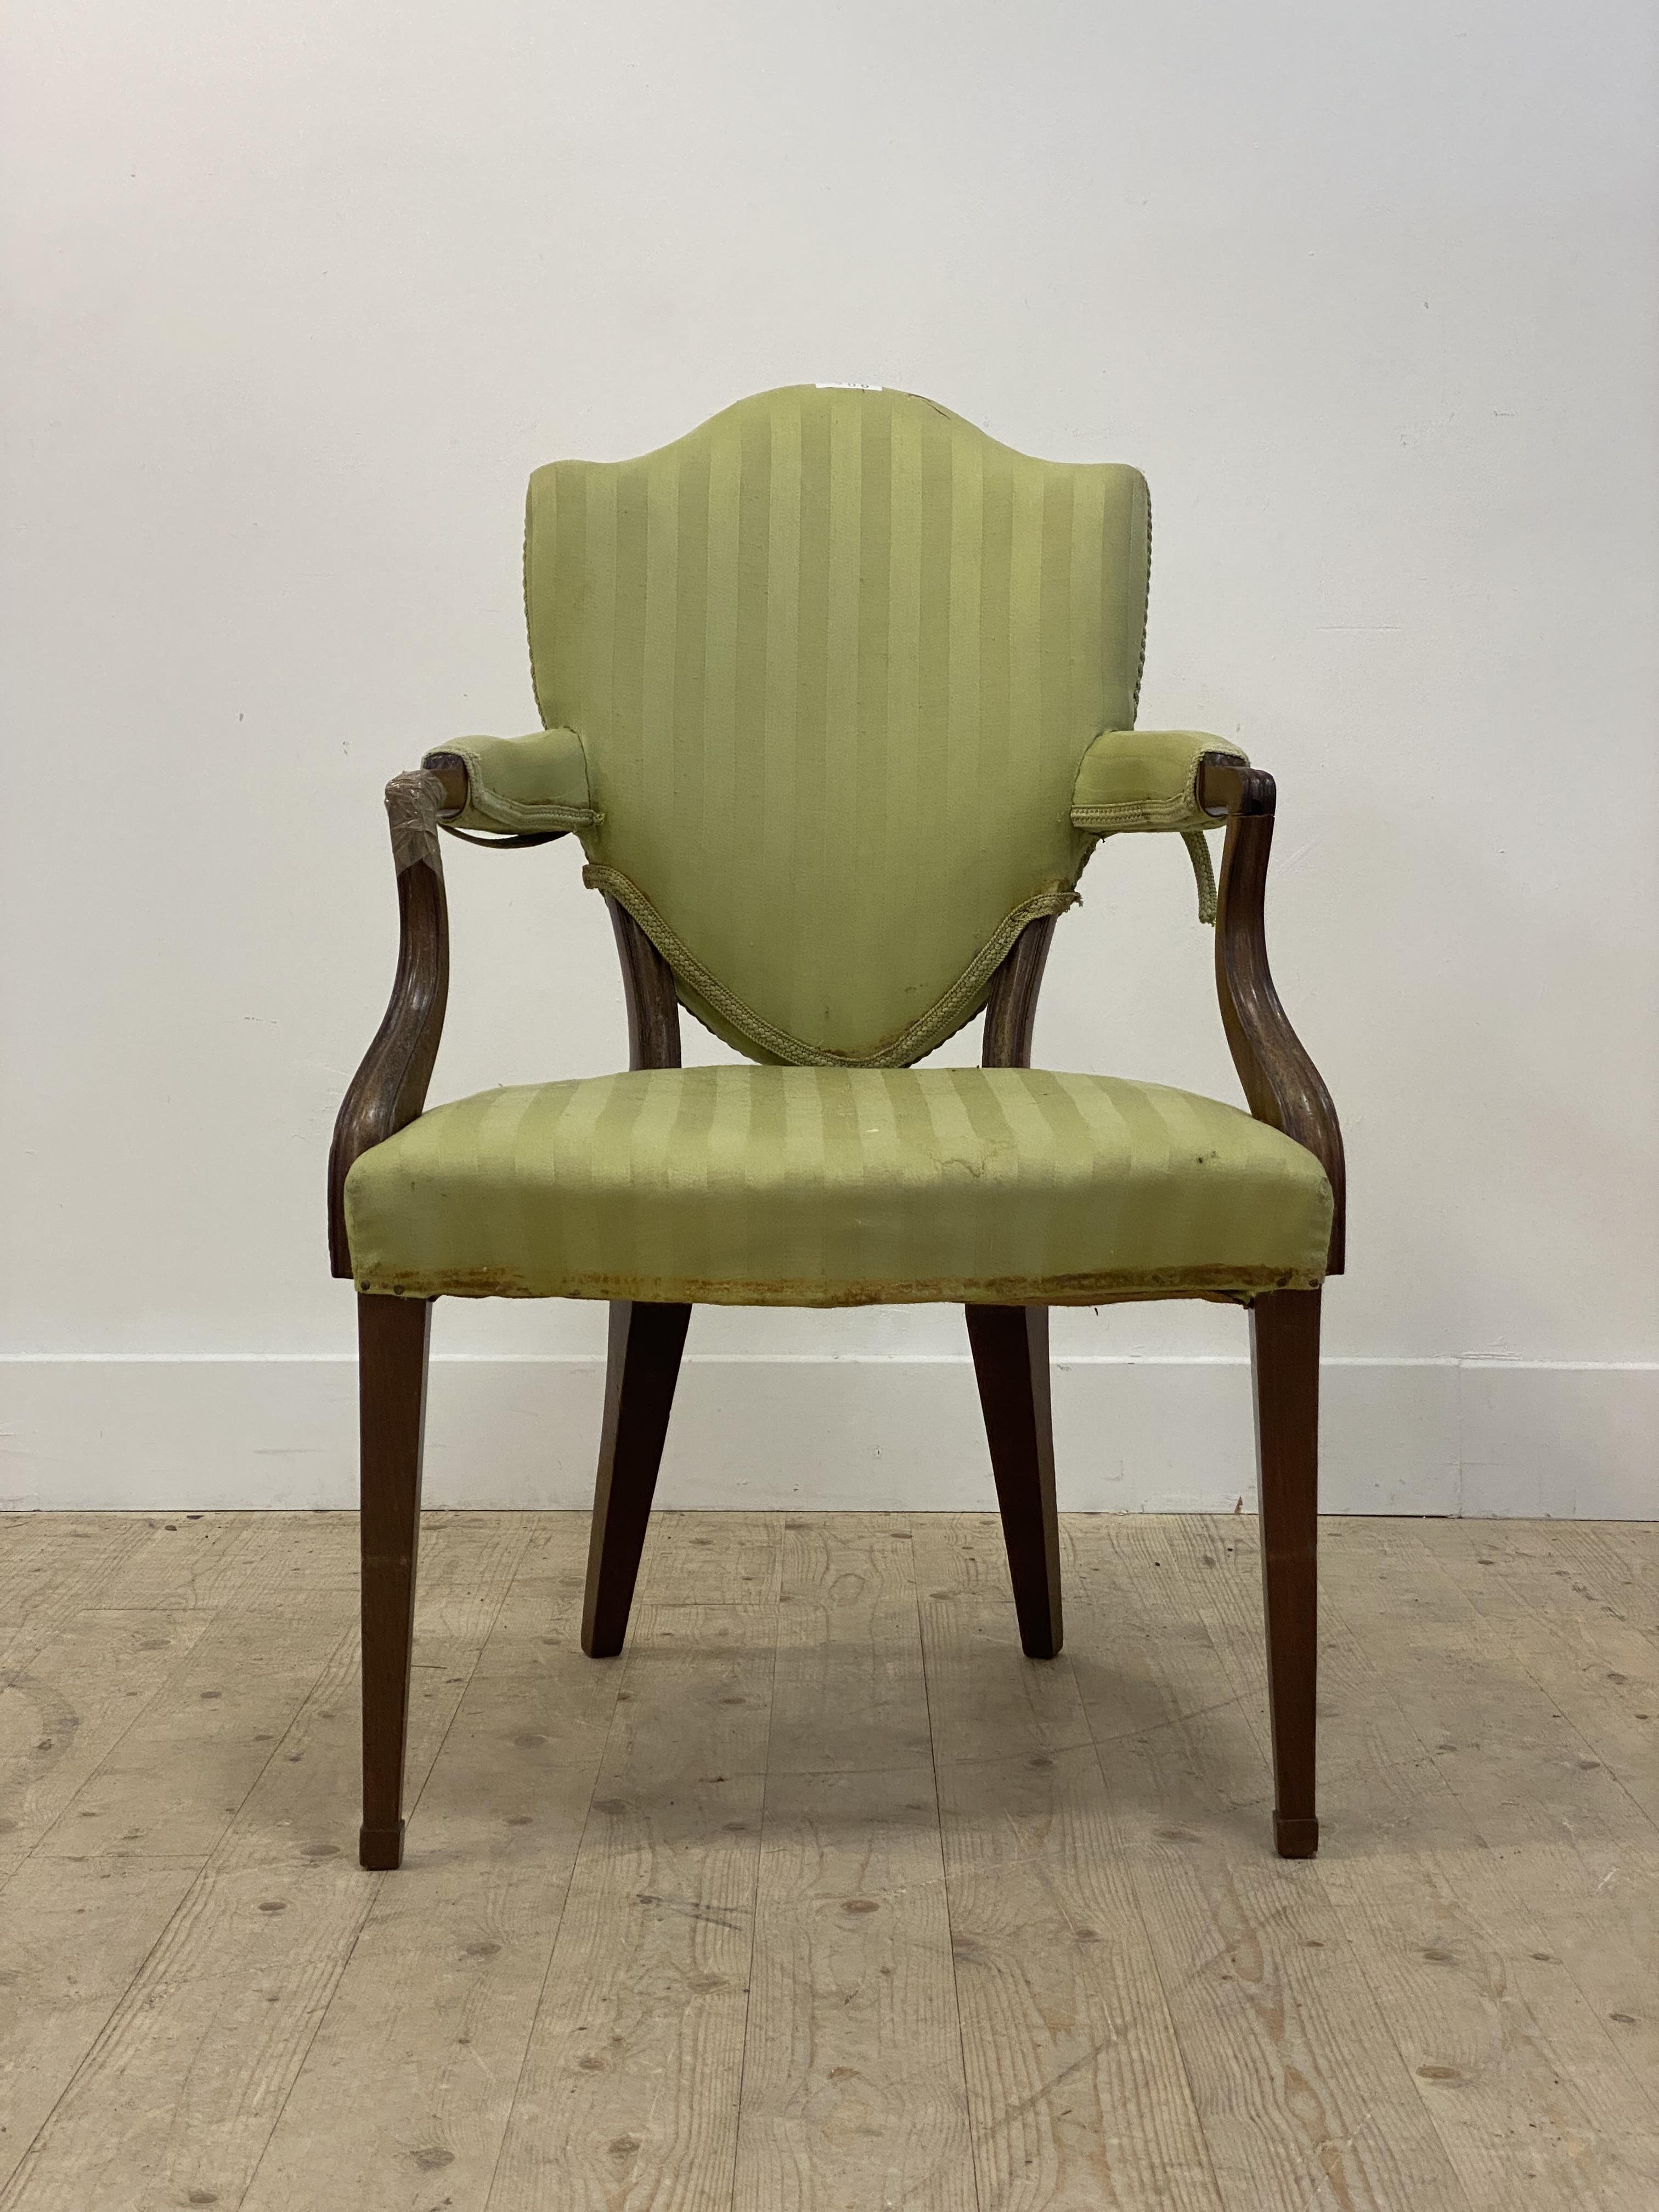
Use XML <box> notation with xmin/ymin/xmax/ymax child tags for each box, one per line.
<box><xmin>1</xmin><ymin>1355</ymin><xmax>1653</xmax><ymax>1516</ymax></box>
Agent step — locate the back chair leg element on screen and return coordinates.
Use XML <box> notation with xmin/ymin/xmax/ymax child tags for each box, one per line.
<box><xmin>357</xmin><ymin>1292</ymin><xmax>433</xmax><ymax>1871</ymax></box>
<box><xmin>965</xmin><ymin>1304</ymin><xmax>1063</xmax><ymax>1659</ymax></box>
<box><xmin>582</xmin><ymin>1299</ymin><xmax>692</xmax><ymax>1658</ymax></box>
<box><xmin>1251</xmin><ymin>1285</ymin><xmax>1322</xmax><ymax>1858</ymax></box>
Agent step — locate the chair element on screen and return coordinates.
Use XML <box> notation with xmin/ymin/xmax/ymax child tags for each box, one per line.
<box><xmin>328</xmin><ymin>385</ymin><xmax>1344</xmax><ymax>1871</ymax></box>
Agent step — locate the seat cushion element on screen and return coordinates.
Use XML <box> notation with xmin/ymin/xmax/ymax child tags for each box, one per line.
<box><xmin>344</xmin><ymin>1067</ymin><xmax>1332</xmax><ymax>1307</ymax></box>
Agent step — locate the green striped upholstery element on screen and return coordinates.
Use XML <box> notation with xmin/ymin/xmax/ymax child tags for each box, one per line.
<box><xmin>521</xmin><ymin>385</ymin><xmax>1153</xmax><ymax>1066</ymax></box>
<box><xmin>343</xmin><ymin>1068</ymin><xmax>1333</xmax><ymax>1307</ymax></box>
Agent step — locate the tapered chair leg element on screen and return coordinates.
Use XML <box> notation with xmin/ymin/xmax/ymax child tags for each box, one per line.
<box><xmin>965</xmin><ymin>1304</ymin><xmax>1062</xmax><ymax>1658</ymax></box>
<box><xmin>357</xmin><ymin>1293</ymin><xmax>432</xmax><ymax>1871</ymax></box>
<box><xmin>582</xmin><ymin>1299</ymin><xmax>692</xmax><ymax>1658</ymax></box>
<box><xmin>1252</xmin><ymin>1286</ymin><xmax>1322</xmax><ymax>1858</ymax></box>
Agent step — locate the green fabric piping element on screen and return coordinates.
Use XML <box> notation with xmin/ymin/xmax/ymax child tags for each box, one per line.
<box><xmin>584</xmin><ymin>864</ymin><xmax>1080</xmax><ymax>1069</ymax></box>
<box><xmin>1131</xmin><ymin>484</ymin><xmax>1152</xmax><ymax>720</ymax></box>
<box><xmin>1070</xmin><ymin>794</ymin><xmax>1217</xmax><ymax>831</ymax></box>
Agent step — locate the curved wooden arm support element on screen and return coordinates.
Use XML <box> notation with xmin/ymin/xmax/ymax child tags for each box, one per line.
<box><xmin>1197</xmin><ymin>754</ymin><xmax>1345</xmax><ymax>1274</ymax></box>
<box><xmin>328</xmin><ymin>771</ymin><xmax>452</xmax><ymax>1277</ymax></box>
<box><xmin>606</xmin><ymin>899</ymin><xmax>682</xmax><ymax>1071</ymax></box>
<box><xmin>982</xmin><ymin>915</ymin><xmax>1057</xmax><ymax>1071</ymax></box>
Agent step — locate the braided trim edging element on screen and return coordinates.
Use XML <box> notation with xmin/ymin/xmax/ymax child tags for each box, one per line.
<box><xmin>582</xmin><ymin>866</ymin><xmax>1080</xmax><ymax>1069</ymax></box>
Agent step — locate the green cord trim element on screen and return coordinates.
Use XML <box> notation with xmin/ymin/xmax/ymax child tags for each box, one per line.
<box><xmin>461</xmin><ymin>792</ymin><xmax>600</xmax><ymax>832</ymax></box>
<box><xmin>583</xmin><ymin>865</ymin><xmax>1081</xmax><ymax>1069</ymax></box>
<box><xmin>1072</xmin><ymin>795</ymin><xmax>1210</xmax><ymax>831</ymax></box>
<box><xmin>1183</xmin><ymin>830</ymin><xmax>1218</xmax><ymax>925</ymax></box>
<box><xmin>1130</xmin><ymin>482</ymin><xmax>1153</xmax><ymax>721</ymax></box>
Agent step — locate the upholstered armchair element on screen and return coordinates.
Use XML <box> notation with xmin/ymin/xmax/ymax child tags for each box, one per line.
<box><xmin>329</xmin><ymin>385</ymin><xmax>1344</xmax><ymax>1872</ymax></box>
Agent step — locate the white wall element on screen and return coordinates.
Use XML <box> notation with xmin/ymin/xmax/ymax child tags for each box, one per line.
<box><xmin>3</xmin><ymin>1</ymin><xmax>1656</xmax><ymax>1513</ymax></box>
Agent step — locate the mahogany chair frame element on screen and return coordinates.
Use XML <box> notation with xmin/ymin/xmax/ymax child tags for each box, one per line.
<box><xmin>328</xmin><ymin>753</ymin><xmax>1344</xmax><ymax>1869</ymax></box>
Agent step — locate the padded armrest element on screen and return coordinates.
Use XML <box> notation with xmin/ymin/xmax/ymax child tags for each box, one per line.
<box><xmin>1070</xmin><ymin>729</ymin><xmax>1248</xmax><ymax>835</ymax></box>
<box><xmin>1071</xmin><ymin>729</ymin><xmax>1250</xmax><ymax>924</ymax></box>
<box><xmin>421</xmin><ymin>726</ymin><xmax>600</xmax><ymax>835</ymax></box>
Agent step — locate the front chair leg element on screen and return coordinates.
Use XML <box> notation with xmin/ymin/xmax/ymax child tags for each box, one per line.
<box><xmin>357</xmin><ymin>1293</ymin><xmax>432</xmax><ymax>1870</ymax></box>
<box><xmin>1252</xmin><ymin>1286</ymin><xmax>1322</xmax><ymax>1858</ymax></box>
<box><xmin>582</xmin><ymin>1299</ymin><xmax>692</xmax><ymax>1658</ymax></box>
<box><xmin>965</xmin><ymin>1304</ymin><xmax>1063</xmax><ymax>1658</ymax></box>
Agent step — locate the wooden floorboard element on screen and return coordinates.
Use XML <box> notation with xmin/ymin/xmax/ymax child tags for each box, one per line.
<box><xmin>733</xmin><ymin>1515</ymin><xmax>972</xmax><ymax>2212</ymax></box>
<box><xmin>1</xmin><ymin>1511</ymin><xmax>1655</xmax><ymax>2211</ymax></box>
<box><xmin>482</xmin><ymin>1590</ymin><xmax>780</xmax><ymax>2211</ymax></box>
<box><xmin>1066</xmin><ymin>1517</ymin><xmax>1476</xmax><ymax>2212</ymax></box>
<box><xmin>1133</xmin><ymin>1516</ymin><xmax>1659</xmax><ymax>2205</ymax></box>
<box><xmin>917</xmin><ymin>1515</ymin><xmax>1226</xmax><ymax>2212</ymax></box>
<box><xmin>239</xmin><ymin>1519</ymin><xmax>616</xmax><ymax>2212</ymax></box>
